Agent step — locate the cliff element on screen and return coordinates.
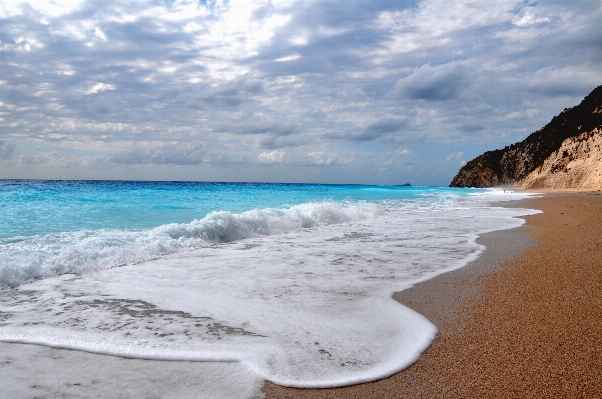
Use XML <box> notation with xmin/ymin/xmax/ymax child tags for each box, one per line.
<box><xmin>450</xmin><ymin>85</ymin><xmax>602</xmax><ymax>188</ymax></box>
<box><xmin>520</xmin><ymin>127</ymin><xmax>602</xmax><ymax>189</ymax></box>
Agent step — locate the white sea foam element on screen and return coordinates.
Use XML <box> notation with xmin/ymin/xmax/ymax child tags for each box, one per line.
<box><xmin>0</xmin><ymin>189</ymin><xmax>540</xmax><ymax>398</ymax></box>
<box><xmin>0</xmin><ymin>201</ymin><xmax>380</xmax><ymax>287</ymax></box>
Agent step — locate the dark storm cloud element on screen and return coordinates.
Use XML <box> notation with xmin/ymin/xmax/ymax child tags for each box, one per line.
<box><xmin>364</xmin><ymin>119</ymin><xmax>406</xmax><ymax>136</ymax></box>
<box><xmin>395</xmin><ymin>62</ymin><xmax>469</xmax><ymax>101</ymax></box>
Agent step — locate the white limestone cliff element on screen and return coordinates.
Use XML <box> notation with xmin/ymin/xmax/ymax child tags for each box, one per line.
<box><xmin>520</xmin><ymin>127</ymin><xmax>602</xmax><ymax>189</ymax></box>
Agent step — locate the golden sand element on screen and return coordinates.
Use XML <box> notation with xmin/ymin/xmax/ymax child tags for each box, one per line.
<box><xmin>264</xmin><ymin>191</ymin><xmax>602</xmax><ymax>398</ymax></box>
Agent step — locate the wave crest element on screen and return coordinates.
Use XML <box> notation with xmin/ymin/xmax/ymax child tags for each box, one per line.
<box><xmin>0</xmin><ymin>201</ymin><xmax>381</xmax><ymax>287</ymax></box>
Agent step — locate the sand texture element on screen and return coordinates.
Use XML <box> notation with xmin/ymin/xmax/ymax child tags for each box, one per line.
<box><xmin>264</xmin><ymin>192</ymin><xmax>602</xmax><ymax>398</ymax></box>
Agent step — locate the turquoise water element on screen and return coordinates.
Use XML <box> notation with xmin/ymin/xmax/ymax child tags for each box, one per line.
<box><xmin>0</xmin><ymin>180</ymin><xmax>478</xmax><ymax>239</ymax></box>
<box><xmin>0</xmin><ymin>180</ymin><xmax>537</xmax><ymax>396</ymax></box>
<box><xmin>0</xmin><ymin>180</ymin><xmax>484</xmax><ymax>287</ymax></box>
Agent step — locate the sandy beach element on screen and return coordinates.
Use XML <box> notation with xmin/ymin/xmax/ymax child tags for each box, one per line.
<box><xmin>264</xmin><ymin>191</ymin><xmax>602</xmax><ymax>398</ymax></box>
<box><xmin>1</xmin><ymin>191</ymin><xmax>600</xmax><ymax>398</ymax></box>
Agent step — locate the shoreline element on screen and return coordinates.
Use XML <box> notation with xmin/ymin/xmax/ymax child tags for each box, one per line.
<box><xmin>262</xmin><ymin>197</ymin><xmax>539</xmax><ymax>398</ymax></box>
<box><xmin>392</xmin><ymin>201</ymin><xmax>537</xmax><ymax>329</ymax></box>
<box><xmin>263</xmin><ymin>191</ymin><xmax>602</xmax><ymax>398</ymax></box>
<box><xmin>2</xmin><ymin>191</ymin><xmax>600</xmax><ymax>398</ymax></box>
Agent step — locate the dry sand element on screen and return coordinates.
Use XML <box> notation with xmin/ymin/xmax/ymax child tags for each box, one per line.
<box><xmin>264</xmin><ymin>191</ymin><xmax>602</xmax><ymax>398</ymax></box>
<box><xmin>1</xmin><ymin>192</ymin><xmax>600</xmax><ymax>398</ymax></box>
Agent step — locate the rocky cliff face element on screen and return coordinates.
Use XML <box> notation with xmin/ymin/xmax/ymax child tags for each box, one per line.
<box><xmin>450</xmin><ymin>85</ymin><xmax>602</xmax><ymax>188</ymax></box>
<box><xmin>520</xmin><ymin>127</ymin><xmax>602</xmax><ymax>189</ymax></box>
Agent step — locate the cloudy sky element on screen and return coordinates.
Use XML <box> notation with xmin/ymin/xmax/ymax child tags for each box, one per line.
<box><xmin>1</xmin><ymin>0</ymin><xmax>601</xmax><ymax>185</ymax></box>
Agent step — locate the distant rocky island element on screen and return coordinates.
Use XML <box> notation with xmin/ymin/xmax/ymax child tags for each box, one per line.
<box><xmin>450</xmin><ymin>85</ymin><xmax>602</xmax><ymax>189</ymax></box>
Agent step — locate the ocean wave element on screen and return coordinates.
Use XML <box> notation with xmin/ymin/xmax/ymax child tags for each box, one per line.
<box><xmin>0</xmin><ymin>201</ymin><xmax>381</xmax><ymax>287</ymax></box>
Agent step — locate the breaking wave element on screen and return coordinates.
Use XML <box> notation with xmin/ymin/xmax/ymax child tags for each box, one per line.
<box><xmin>0</xmin><ymin>201</ymin><xmax>381</xmax><ymax>287</ymax></box>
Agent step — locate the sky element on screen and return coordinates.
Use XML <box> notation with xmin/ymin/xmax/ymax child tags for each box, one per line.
<box><xmin>0</xmin><ymin>0</ymin><xmax>601</xmax><ymax>185</ymax></box>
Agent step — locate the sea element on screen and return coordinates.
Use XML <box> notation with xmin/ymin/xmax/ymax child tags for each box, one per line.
<box><xmin>0</xmin><ymin>180</ymin><xmax>539</xmax><ymax>398</ymax></box>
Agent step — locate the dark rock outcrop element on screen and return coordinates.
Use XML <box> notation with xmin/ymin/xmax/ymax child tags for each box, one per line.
<box><xmin>450</xmin><ymin>85</ymin><xmax>602</xmax><ymax>188</ymax></box>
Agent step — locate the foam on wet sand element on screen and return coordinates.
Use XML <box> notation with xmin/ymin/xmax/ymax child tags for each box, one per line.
<box><xmin>0</xmin><ymin>190</ymin><xmax>556</xmax><ymax>398</ymax></box>
<box><xmin>263</xmin><ymin>190</ymin><xmax>602</xmax><ymax>398</ymax></box>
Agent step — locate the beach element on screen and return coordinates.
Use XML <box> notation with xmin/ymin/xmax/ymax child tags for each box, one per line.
<box><xmin>3</xmin><ymin>1</ymin><xmax>601</xmax><ymax>397</ymax></box>
<box><xmin>1</xmin><ymin>190</ymin><xmax>600</xmax><ymax>398</ymax></box>
<box><xmin>264</xmin><ymin>191</ymin><xmax>602</xmax><ymax>398</ymax></box>
<box><xmin>1</xmin><ymin>183</ymin><xmax>536</xmax><ymax>398</ymax></box>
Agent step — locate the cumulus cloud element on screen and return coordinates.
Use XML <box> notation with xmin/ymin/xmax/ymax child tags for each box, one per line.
<box><xmin>86</xmin><ymin>83</ymin><xmax>115</xmax><ymax>95</ymax></box>
<box><xmin>0</xmin><ymin>0</ymin><xmax>600</xmax><ymax>184</ymax></box>
<box><xmin>445</xmin><ymin>151</ymin><xmax>464</xmax><ymax>162</ymax></box>
<box><xmin>94</xmin><ymin>27</ymin><xmax>108</xmax><ymax>42</ymax></box>
<box><xmin>445</xmin><ymin>151</ymin><xmax>465</xmax><ymax>166</ymax></box>
<box><xmin>258</xmin><ymin>150</ymin><xmax>286</xmax><ymax>164</ymax></box>
<box><xmin>305</xmin><ymin>151</ymin><xmax>342</xmax><ymax>166</ymax></box>
<box><xmin>512</xmin><ymin>1</ymin><xmax>550</xmax><ymax>27</ymax></box>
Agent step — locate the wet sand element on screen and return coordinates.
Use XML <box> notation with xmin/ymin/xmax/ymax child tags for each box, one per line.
<box><xmin>264</xmin><ymin>191</ymin><xmax>602</xmax><ymax>398</ymax></box>
<box><xmin>2</xmin><ymin>192</ymin><xmax>600</xmax><ymax>398</ymax></box>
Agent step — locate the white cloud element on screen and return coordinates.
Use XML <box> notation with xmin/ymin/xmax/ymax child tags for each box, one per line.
<box><xmin>306</xmin><ymin>151</ymin><xmax>335</xmax><ymax>165</ymax></box>
<box><xmin>0</xmin><ymin>0</ymin><xmax>601</xmax><ymax>184</ymax></box>
<box><xmin>94</xmin><ymin>27</ymin><xmax>107</xmax><ymax>42</ymax></box>
<box><xmin>275</xmin><ymin>54</ymin><xmax>301</xmax><ymax>62</ymax></box>
<box><xmin>445</xmin><ymin>151</ymin><xmax>464</xmax><ymax>162</ymax></box>
<box><xmin>0</xmin><ymin>0</ymin><xmax>85</xmax><ymax>18</ymax></box>
<box><xmin>512</xmin><ymin>3</ymin><xmax>551</xmax><ymax>27</ymax></box>
<box><xmin>258</xmin><ymin>150</ymin><xmax>286</xmax><ymax>164</ymax></box>
<box><xmin>85</xmin><ymin>83</ymin><xmax>116</xmax><ymax>95</ymax></box>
